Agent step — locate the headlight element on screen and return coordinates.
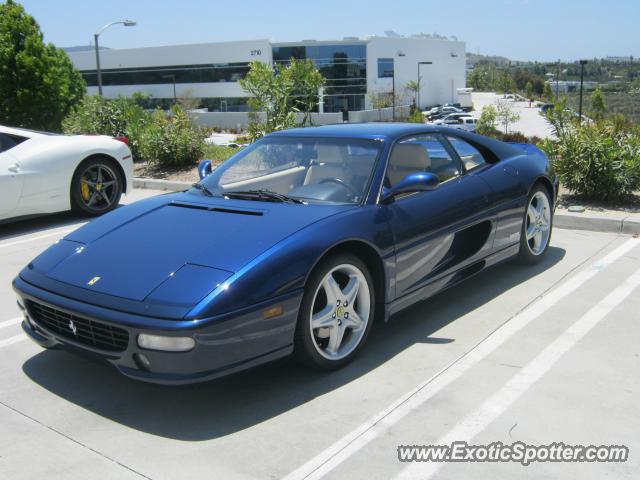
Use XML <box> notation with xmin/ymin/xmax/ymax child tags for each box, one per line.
<box><xmin>137</xmin><ymin>334</ymin><xmax>195</xmax><ymax>352</ymax></box>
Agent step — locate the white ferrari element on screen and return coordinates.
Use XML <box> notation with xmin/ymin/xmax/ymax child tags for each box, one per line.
<box><xmin>0</xmin><ymin>125</ymin><xmax>133</xmax><ymax>222</ymax></box>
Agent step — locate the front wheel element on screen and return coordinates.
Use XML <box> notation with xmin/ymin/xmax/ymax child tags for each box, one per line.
<box><xmin>294</xmin><ymin>254</ymin><xmax>375</xmax><ymax>370</ymax></box>
<box><xmin>71</xmin><ymin>156</ymin><xmax>123</xmax><ymax>216</ymax></box>
<box><xmin>517</xmin><ymin>184</ymin><xmax>553</xmax><ymax>264</ymax></box>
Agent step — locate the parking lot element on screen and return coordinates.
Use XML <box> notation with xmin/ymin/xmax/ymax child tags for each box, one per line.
<box><xmin>1</xmin><ymin>188</ymin><xmax>638</xmax><ymax>480</ymax></box>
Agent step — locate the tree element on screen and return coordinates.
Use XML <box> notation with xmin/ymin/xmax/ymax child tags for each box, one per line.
<box><xmin>476</xmin><ymin>105</ymin><xmax>498</xmax><ymax>136</ymax></box>
<box><xmin>240</xmin><ymin>59</ymin><xmax>325</xmax><ymax>140</ymax></box>
<box><xmin>525</xmin><ymin>81</ymin><xmax>534</xmax><ymax>101</ymax></box>
<box><xmin>288</xmin><ymin>59</ymin><xmax>325</xmax><ymax>125</ymax></box>
<box><xmin>590</xmin><ymin>87</ymin><xmax>606</xmax><ymax>121</ymax></box>
<box><xmin>0</xmin><ymin>0</ymin><xmax>85</xmax><ymax>131</ymax></box>
<box><xmin>543</xmin><ymin>82</ymin><xmax>554</xmax><ymax>102</ymax></box>
<box><xmin>495</xmin><ymin>100</ymin><xmax>520</xmax><ymax>134</ymax></box>
<box><xmin>405</xmin><ymin>80</ymin><xmax>419</xmax><ymax>108</ymax></box>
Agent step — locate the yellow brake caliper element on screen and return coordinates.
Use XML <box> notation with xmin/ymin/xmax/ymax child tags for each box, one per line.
<box><xmin>81</xmin><ymin>181</ymin><xmax>90</xmax><ymax>201</ymax></box>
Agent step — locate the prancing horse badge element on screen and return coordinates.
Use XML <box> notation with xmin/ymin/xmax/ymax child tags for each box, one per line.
<box><xmin>87</xmin><ymin>276</ymin><xmax>101</xmax><ymax>286</ymax></box>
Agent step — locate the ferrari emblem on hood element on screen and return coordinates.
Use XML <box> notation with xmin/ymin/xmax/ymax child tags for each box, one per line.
<box><xmin>87</xmin><ymin>276</ymin><xmax>101</xmax><ymax>286</ymax></box>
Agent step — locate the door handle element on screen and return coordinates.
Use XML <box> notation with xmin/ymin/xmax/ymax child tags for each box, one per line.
<box><xmin>8</xmin><ymin>164</ymin><xmax>20</xmax><ymax>173</ymax></box>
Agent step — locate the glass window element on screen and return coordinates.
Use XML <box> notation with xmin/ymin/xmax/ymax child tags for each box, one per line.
<box><xmin>0</xmin><ymin>133</ymin><xmax>17</xmax><ymax>153</ymax></box>
<box><xmin>81</xmin><ymin>63</ymin><xmax>251</xmax><ymax>87</ymax></box>
<box><xmin>447</xmin><ymin>137</ymin><xmax>487</xmax><ymax>171</ymax></box>
<box><xmin>273</xmin><ymin>44</ymin><xmax>367</xmax><ymax>112</ymax></box>
<box><xmin>386</xmin><ymin>136</ymin><xmax>460</xmax><ymax>187</ymax></box>
<box><xmin>377</xmin><ymin>58</ymin><xmax>394</xmax><ymax>78</ymax></box>
<box><xmin>199</xmin><ymin>137</ymin><xmax>382</xmax><ymax>205</ymax></box>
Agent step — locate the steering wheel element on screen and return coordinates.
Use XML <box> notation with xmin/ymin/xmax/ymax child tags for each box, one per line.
<box><xmin>319</xmin><ymin>178</ymin><xmax>359</xmax><ymax>198</ymax></box>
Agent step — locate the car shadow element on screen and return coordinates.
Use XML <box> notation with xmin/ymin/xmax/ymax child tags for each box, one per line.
<box><xmin>22</xmin><ymin>247</ymin><xmax>565</xmax><ymax>441</ymax></box>
<box><xmin>0</xmin><ymin>211</ymin><xmax>87</xmax><ymax>242</ymax></box>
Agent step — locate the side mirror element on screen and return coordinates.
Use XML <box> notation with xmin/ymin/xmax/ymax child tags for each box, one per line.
<box><xmin>381</xmin><ymin>172</ymin><xmax>439</xmax><ymax>203</ymax></box>
<box><xmin>198</xmin><ymin>160</ymin><xmax>213</xmax><ymax>180</ymax></box>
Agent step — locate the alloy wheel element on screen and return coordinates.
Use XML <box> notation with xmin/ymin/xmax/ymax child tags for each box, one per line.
<box><xmin>525</xmin><ymin>190</ymin><xmax>551</xmax><ymax>255</ymax></box>
<box><xmin>309</xmin><ymin>263</ymin><xmax>371</xmax><ymax>360</ymax></box>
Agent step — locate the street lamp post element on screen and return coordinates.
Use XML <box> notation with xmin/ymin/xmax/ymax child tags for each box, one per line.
<box><xmin>391</xmin><ymin>52</ymin><xmax>406</xmax><ymax>121</ymax></box>
<box><xmin>417</xmin><ymin>61</ymin><xmax>432</xmax><ymax>110</ymax></box>
<box><xmin>392</xmin><ymin>62</ymin><xmax>395</xmax><ymax>120</ymax></box>
<box><xmin>578</xmin><ymin>59</ymin><xmax>588</xmax><ymax>125</ymax></box>
<box><xmin>555</xmin><ymin>59</ymin><xmax>561</xmax><ymax>101</ymax></box>
<box><xmin>94</xmin><ymin>20</ymin><xmax>136</xmax><ymax>96</ymax></box>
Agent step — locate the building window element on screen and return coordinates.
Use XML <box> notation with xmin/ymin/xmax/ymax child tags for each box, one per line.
<box><xmin>377</xmin><ymin>58</ymin><xmax>394</xmax><ymax>78</ymax></box>
<box><xmin>80</xmin><ymin>62</ymin><xmax>251</xmax><ymax>87</ymax></box>
<box><xmin>272</xmin><ymin>43</ymin><xmax>367</xmax><ymax>113</ymax></box>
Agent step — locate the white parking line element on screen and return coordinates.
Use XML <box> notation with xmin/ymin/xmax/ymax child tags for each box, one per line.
<box><xmin>283</xmin><ymin>237</ymin><xmax>639</xmax><ymax>480</ymax></box>
<box><xmin>0</xmin><ymin>229</ymin><xmax>76</xmax><ymax>250</ymax></box>
<box><xmin>0</xmin><ymin>317</ymin><xmax>22</xmax><ymax>329</ymax></box>
<box><xmin>396</xmin><ymin>266</ymin><xmax>640</xmax><ymax>479</ymax></box>
<box><xmin>0</xmin><ymin>335</ymin><xmax>27</xmax><ymax>348</ymax></box>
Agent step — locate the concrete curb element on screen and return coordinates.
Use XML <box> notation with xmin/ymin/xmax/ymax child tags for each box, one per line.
<box><xmin>133</xmin><ymin>177</ymin><xmax>640</xmax><ymax>235</ymax></box>
<box><xmin>554</xmin><ymin>211</ymin><xmax>640</xmax><ymax>235</ymax></box>
<box><xmin>133</xmin><ymin>177</ymin><xmax>191</xmax><ymax>192</ymax></box>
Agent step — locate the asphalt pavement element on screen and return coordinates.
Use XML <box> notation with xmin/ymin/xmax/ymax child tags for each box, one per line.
<box><xmin>0</xmin><ymin>189</ymin><xmax>638</xmax><ymax>479</ymax></box>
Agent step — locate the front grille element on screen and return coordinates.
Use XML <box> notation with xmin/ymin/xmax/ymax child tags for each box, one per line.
<box><xmin>27</xmin><ymin>300</ymin><xmax>129</xmax><ymax>352</ymax></box>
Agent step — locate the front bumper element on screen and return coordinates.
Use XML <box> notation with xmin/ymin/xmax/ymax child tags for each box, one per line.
<box><xmin>14</xmin><ymin>276</ymin><xmax>301</xmax><ymax>385</ymax></box>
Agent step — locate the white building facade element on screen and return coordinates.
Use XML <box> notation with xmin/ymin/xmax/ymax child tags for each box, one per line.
<box><xmin>68</xmin><ymin>36</ymin><xmax>465</xmax><ymax>113</ymax></box>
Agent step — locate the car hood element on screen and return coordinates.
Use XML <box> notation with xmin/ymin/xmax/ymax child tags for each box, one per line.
<box><xmin>26</xmin><ymin>192</ymin><xmax>351</xmax><ymax>312</ymax></box>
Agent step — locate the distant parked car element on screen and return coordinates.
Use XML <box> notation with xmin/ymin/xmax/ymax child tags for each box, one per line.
<box><xmin>426</xmin><ymin>106</ymin><xmax>465</xmax><ymax>121</ymax></box>
<box><xmin>0</xmin><ymin>125</ymin><xmax>133</xmax><ymax>222</ymax></box>
<box><xmin>432</xmin><ymin>112</ymin><xmax>473</xmax><ymax>125</ymax></box>
<box><xmin>450</xmin><ymin>117</ymin><xmax>478</xmax><ymax>132</ymax></box>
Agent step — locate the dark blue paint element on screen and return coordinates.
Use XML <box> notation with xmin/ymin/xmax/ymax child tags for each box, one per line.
<box><xmin>14</xmin><ymin>124</ymin><xmax>556</xmax><ymax>384</ymax></box>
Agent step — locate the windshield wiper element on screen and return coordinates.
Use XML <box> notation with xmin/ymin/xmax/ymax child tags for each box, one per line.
<box><xmin>191</xmin><ymin>182</ymin><xmax>215</xmax><ymax>197</ymax></box>
<box><xmin>224</xmin><ymin>189</ymin><xmax>304</xmax><ymax>204</ymax></box>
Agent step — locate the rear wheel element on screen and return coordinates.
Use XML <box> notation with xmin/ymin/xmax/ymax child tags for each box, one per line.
<box><xmin>518</xmin><ymin>184</ymin><xmax>553</xmax><ymax>264</ymax></box>
<box><xmin>71</xmin><ymin>157</ymin><xmax>123</xmax><ymax>216</ymax></box>
<box><xmin>294</xmin><ymin>254</ymin><xmax>375</xmax><ymax>370</ymax></box>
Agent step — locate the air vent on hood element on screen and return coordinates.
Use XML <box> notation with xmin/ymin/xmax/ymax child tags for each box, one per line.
<box><xmin>211</xmin><ymin>207</ymin><xmax>263</xmax><ymax>216</ymax></box>
<box><xmin>169</xmin><ymin>202</ymin><xmax>263</xmax><ymax>216</ymax></box>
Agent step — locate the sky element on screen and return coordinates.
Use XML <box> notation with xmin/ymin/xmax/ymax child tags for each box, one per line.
<box><xmin>14</xmin><ymin>0</ymin><xmax>640</xmax><ymax>61</ymax></box>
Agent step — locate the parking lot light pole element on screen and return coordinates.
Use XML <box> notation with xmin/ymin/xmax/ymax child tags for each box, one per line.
<box><xmin>94</xmin><ymin>20</ymin><xmax>137</xmax><ymax>96</ymax></box>
<box><xmin>417</xmin><ymin>61</ymin><xmax>432</xmax><ymax>111</ymax></box>
<box><xmin>578</xmin><ymin>59</ymin><xmax>588</xmax><ymax>125</ymax></box>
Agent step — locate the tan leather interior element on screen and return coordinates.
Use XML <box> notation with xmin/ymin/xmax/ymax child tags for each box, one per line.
<box><xmin>386</xmin><ymin>143</ymin><xmax>431</xmax><ymax>186</ymax></box>
<box><xmin>304</xmin><ymin>144</ymin><xmax>350</xmax><ymax>185</ymax></box>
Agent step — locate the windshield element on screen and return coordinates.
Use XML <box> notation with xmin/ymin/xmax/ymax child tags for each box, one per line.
<box><xmin>195</xmin><ymin>136</ymin><xmax>382</xmax><ymax>204</ymax></box>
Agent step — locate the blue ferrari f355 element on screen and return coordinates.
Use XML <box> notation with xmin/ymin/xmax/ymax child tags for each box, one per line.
<box><xmin>14</xmin><ymin>124</ymin><xmax>557</xmax><ymax>384</ymax></box>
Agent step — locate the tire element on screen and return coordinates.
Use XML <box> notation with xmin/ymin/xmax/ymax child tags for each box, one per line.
<box><xmin>70</xmin><ymin>156</ymin><xmax>123</xmax><ymax>216</ymax></box>
<box><xmin>517</xmin><ymin>184</ymin><xmax>553</xmax><ymax>264</ymax></box>
<box><xmin>294</xmin><ymin>253</ymin><xmax>375</xmax><ymax>370</ymax></box>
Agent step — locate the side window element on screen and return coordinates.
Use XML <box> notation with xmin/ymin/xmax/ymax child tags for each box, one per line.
<box><xmin>386</xmin><ymin>135</ymin><xmax>460</xmax><ymax>187</ymax></box>
<box><xmin>447</xmin><ymin>137</ymin><xmax>487</xmax><ymax>171</ymax></box>
<box><xmin>0</xmin><ymin>133</ymin><xmax>17</xmax><ymax>154</ymax></box>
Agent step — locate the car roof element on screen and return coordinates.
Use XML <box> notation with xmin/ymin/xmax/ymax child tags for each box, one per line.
<box><xmin>0</xmin><ymin>125</ymin><xmax>50</xmax><ymax>138</ymax></box>
<box><xmin>268</xmin><ymin>123</ymin><xmax>462</xmax><ymax>140</ymax></box>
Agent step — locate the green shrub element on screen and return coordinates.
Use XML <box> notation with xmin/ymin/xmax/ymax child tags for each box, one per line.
<box><xmin>407</xmin><ymin>108</ymin><xmax>424</xmax><ymax>123</ymax></box>
<box><xmin>202</xmin><ymin>145</ymin><xmax>238</xmax><ymax>165</ymax></box>
<box><xmin>139</xmin><ymin>106</ymin><xmax>206</xmax><ymax>168</ymax></box>
<box><xmin>540</xmin><ymin>120</ymin><xmax>640</xmax><ymax>201</ymax></box>
<box><xmin>63</xmin><ymin>95</ymin><xmax>150</xmax><ymax>160</ymax></box>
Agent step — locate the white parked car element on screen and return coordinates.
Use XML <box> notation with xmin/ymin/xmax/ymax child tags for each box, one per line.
<box><xmin>0</xmin><ymin>125</ymin><xmax>133</xmax><ymax>222</ymax></box>
<box><xmin>449</xmin><ymin>117</ymin><xmax>478</xmax><ymax>132</ymax></box>
<box><xmin>432</xmin><ymin>112</ymin><xmax>473</xmax><ymax>125</ymax></box>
